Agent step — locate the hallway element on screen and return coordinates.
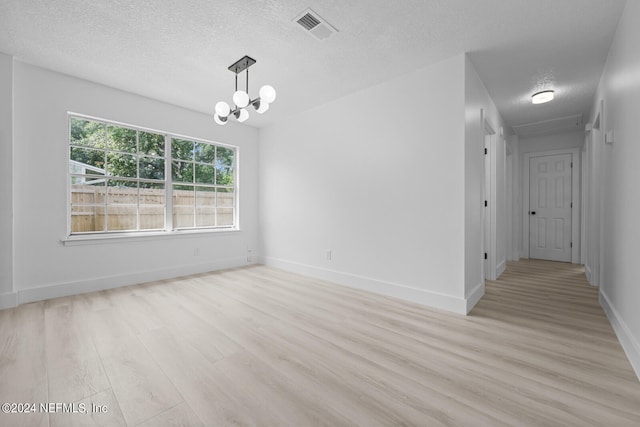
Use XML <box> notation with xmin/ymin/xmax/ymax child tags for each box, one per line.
<box><xmin>471</xmin><ymin>259</ymin><xmax>640</xmax><ymax>424</ymax></box>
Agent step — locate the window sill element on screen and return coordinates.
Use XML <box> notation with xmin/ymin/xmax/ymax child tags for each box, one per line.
<box><xmin>61</xmin><ymin>228</ymin><xmax>241</xmax><ymax>246</ymax></box>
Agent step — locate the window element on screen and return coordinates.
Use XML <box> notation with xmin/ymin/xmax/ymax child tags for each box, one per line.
<box><xmin>68</xmin><ymin>114</ymin><xmax>237</xmax><ymax>235</ymax></box>
<box><xmin>171</xmin><ymin>137</ymin><xmax>235</xmax><ymax>229</ymax></box>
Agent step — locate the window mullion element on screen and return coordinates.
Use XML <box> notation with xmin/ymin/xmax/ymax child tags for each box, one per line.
<box><xmin>165</xmin><ymin>135</ymin><xmax>173</xmax><ymax>231</ymax></box>
<box><xmin>103</xmin><ymin>126</ymin><xmax>109</xmax><ymax>232</ymax></box>
<box><xmin>136</xmin><ymin>131</ymin><xmax>140</xmax><ymax>232</ymax></box>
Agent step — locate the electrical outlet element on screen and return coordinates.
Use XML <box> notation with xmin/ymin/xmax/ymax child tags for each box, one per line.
<box><xmin>246</xmin><ymin>244</ymin><xmax>254</xmax><ymax>263</ymax></box>
<box><xmin>194</xmin><ymin>248</ymin><xmax>200</xmax><ymax>256</ymax></box>
<box><xmin>325</xmin><ymin>250</ymin><xmax>332</xmax><ymax>261</ymax></box>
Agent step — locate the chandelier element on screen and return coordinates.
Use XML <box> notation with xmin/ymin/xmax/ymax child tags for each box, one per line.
<box><xmin>214</xmin><ymin>55</ymin><xmax>276</xmax><ymax>125</ymax></box>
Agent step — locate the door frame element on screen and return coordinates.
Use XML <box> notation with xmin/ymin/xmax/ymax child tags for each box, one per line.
<box><xmin>483</xmin><ymin>118</ymin><xmax>497</xmax><ymax>280</ymax></box>
<box><xmin>583</xmin><ymin>105</ymin><xmax>603</xmax><ymax>285</ymax></box>
<box><xmin>523</xmin><ymin>148</ymin><xmax>580</xmax><ymax>263</ymax></box>
<box><xmin>580</xmin><ymin>144</ymin><xmax>588</xmax><ymax>266</ymax></box>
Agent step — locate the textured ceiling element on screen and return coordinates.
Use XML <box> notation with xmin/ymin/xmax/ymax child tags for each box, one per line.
<box><xmin>0</xmin><ymin>0</ymin><xmax>627</xmax><ymax>133</ymax></box>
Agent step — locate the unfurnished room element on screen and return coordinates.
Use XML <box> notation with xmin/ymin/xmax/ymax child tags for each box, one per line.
<box><xmin>1</xmin><ymin>1</ymin><xmax>640</xmax><ymax>426</ymax></box>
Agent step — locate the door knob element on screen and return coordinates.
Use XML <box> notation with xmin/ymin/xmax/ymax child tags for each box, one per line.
<box><xmin>530</xmin><ymin>211</ymin><xmax>536</xmax><ymax>215</ymax></box>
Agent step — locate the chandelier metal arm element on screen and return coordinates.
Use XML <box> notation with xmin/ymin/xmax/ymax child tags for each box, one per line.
<box><xmin>229</xmin><ymin>97</ymin><xmax>261</xmax><ymax>116</ymax></box>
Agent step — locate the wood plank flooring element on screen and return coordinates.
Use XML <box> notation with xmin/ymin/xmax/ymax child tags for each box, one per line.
<box><xmin>1</xmin><ymin>259</ymin><xmax>639</xmax><ymax>426</ymax></box>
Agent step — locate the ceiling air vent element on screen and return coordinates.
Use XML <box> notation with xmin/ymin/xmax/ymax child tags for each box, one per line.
<box><xmin>298</xmin><ymin>13</ymin><xmax>321</xmax><ymax>31</ymax></box>
<box><xmin>294</xmin><ymin>8</ymin><xmax>338</xmax><ymax>40</ymax></box>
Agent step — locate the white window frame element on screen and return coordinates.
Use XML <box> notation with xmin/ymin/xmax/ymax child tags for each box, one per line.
<box><xmin>65</xmin><ymin>113</ymin><xmax>239</xmax><ymax>243</ymax></box>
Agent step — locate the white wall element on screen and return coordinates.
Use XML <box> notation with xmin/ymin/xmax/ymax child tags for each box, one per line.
<box><xmin>0</xmin><ymin>53</ymin><xmax>14</xmax><ymax>309</ymax></box>
<box><xmin>259</xmin><ymin>55</ymin><xmax>473</xmax><ymax>313</ymax></box>
<box><xmin>464</xmin><ymin>55</ymin><xmax>507</xmax><ymax>293</ymax></box>
<box><xmin>589</xmin><ymin>0</ymin><xmax>640</xmax><ymax>379</ymax></box>
<box><xmin>8</xmin><ymin>60</ymin><xmax>259</xmax><ymax>305</ymax></box>
<box><xmin>519</xmin><ymin>129</ymin><xmax>584</xmax><ymax>154</ymax></box>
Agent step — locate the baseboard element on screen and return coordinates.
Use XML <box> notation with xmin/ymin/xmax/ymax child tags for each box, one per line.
<box><xmin>496</xmin><ymin>259</ymin><xmax>506</xmax><ymax>279</ymax></box>
<box><xmin>260</xmin><ymin>256</ymin><xmax>468</xmax><ymax>315</ymax></box>
<box><xmin>0</xmin><ymin>292</ymin><xmax>17</xmax><ymax>310</ymax></box>
<box><xmin>17</xmin><ymin>256</ymin><xmax>250</xmax><ymax>305</ymax></box>
<box><xmin>465</xmin><ymin>282</ymin><xmax>485</xmax><ymax>314</ymax></box>
<box><xmin>600</xmin><ymin>291</ymin><xmax>640</xmax><ymax>381</ymax></box>
<box><xmin>585</xmin><ymin>264</ymin><xmax>593</xmax><ymax>285</ymax></box>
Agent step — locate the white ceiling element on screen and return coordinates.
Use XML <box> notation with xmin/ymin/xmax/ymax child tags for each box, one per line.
<box><xmin>0</xmin><ymin>0</ymin><xmax>627</xmax><ymax>133</ymax></box>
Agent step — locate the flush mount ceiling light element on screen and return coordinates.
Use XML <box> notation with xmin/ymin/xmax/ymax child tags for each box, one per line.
<box><xmin>214</xmin><ymin>55</ymin><xmax>276</xmax><ymax>125</ymax></box>
<box><xmin>531</xmin><ymin>90</ymin><xmax>555</xmax><ymax>104</ymax></box>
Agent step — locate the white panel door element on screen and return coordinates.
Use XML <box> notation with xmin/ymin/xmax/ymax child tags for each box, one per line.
<box><xmin>529</xmin><ymin>154</ymin><xmax>572</xmax><ymax>262</ymax></box>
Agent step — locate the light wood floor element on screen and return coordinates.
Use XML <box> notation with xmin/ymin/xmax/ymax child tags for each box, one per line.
<box><xmin>1</xmin><ymin>259</ymin><xmax>639</xmax><ymax>426</ymax></box>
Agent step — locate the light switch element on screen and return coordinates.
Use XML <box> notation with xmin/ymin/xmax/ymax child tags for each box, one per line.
<box><xmin>605</xmin><ymin>130</ymin><xmax>614</xmax><ymax>145</ymax></box>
